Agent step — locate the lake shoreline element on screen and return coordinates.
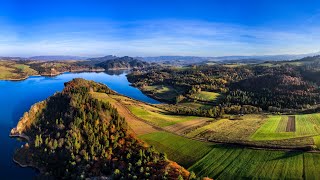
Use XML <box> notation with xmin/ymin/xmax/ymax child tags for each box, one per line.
<box><xmin>2</xmin><ymin>71</ymin><xmax>162</xmax><ymax>178</ymax></box>
<box><xmin>9</xmin><ymin>132</ymin><xmax>43</xmax><ymax>174</ymax></box>
<box><xmin>0</xmin><ymin>68</ymin><xmax>106</xmax><ymax>81</ymax></box>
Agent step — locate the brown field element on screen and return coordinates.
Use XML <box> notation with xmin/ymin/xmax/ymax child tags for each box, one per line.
<box><xmin>91</xmin><ymin>92</ymin><xmax>159</xmax><ymax>135</ymax></box>
<box><xmin>163</xmin><ymin>118</ymin><xmax>211</xmax><ymax>135</ymax></box>
<box><xmin>286</xmin><ymin>116</ymin><xmax>296</xmax><ymax>132</ymax></box>
<box><xmin>186</xmin><ymin>114</ymin><xmax>266</xmax><ymax>141</ymax></box>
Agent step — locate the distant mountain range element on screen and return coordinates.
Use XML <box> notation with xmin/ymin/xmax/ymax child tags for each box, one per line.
<box><xmin>1</xmin><ymin>51</ymin><xmax>320</xmax><ymax>64</ymax></box>
<box><xmin>28</xmin><ymin>56</ymin><xmax>89</xmax><ymax>61</ymax></box>
<box><xmin>139</xmin><ymin>51</ymin><xmax>320</xmax><ymax>64</ymax></box>
<box><xmin>86</xmin><ymin>55</ymin><xmax>118</xmax><ymax>62</ymax></box>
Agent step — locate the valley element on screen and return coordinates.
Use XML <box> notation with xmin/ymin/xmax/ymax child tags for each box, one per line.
<box><xmin>3</xmin><ymin>1</ymin><xmax>320</xmax><ymax>179</ymax></box>
<box><xmin>87</xmin><ymin>79</ymin><xmax>320</xmax><ymax>179</ymax></box>
<box><xmin>0</xmin><ymin>56</ymin><xmax>150</xmax><ymax>80</ymax></box>
<box><xmin>5</xmin><ymin>55</ymin><xmax>320</xmax><ymax>179</ymax></box>
<box><xmin>90</xmin><ymin>87</ymin><xmax>320</xmax><ymax>179</ymax></box>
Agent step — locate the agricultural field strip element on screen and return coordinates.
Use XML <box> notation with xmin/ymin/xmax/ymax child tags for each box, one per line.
<box><xmin>286</xmin><ymin>116</ymin><xmax>296</xmax><ymax>132</ymax></box>
<box><xmin>92</xmin><ymin>92</ymin><xmax>211</xmax><ymax>139</ymax></box>
<box><xmin>189</xmin><ymin>145</ymin><xmax>320</xmax><ymax>179</ymax></box>
<box><xmin>128</xmin><ymin>104</ymin><xmax>208</xmax><ymax>127</ymax></box>
<box><xmin>163</xmin><ymin>119</ymin><xmax>210</xmax><ymax>134</ymax></box>
<box><xmin>313</xmin><ymin>135</ymin><xmax>320</xmax><ymax>149</ymax></box>
<box><xmin>139</xmin><ymin>131</ymin><xmax>214</xmax><ymax>168</ymax></box>
<box><xmin>276</xmin><ymin>116</ymin><xmax>288</xmax><ymax>132</ymax></box>
<box><xmin>90</xmin><ymin>92</ymin><xmax>159</xmax><ymax>135</ymax></box>
<box><xmin>185</xmin><ymin>115</ymin><xmax>266</xmax><ymax>142</ymax></box>
<box><xmin>93</xmin><ymin>92</ymin><xmax>320</xmax><ymax>179</ymax></box>
<box><xmin>95</xmin><ymin>91</ymin><xmax>320</xmax><ymax>150</ymax></box>
<box><xmin>251</xmin><ymin>114</ymin><xmax>320</xmax><ymax>141</ymax></box>
<box><xmin>141</xmin><ymin>130</ymin><xmax>320</xmax><ymax>179</ymax></box>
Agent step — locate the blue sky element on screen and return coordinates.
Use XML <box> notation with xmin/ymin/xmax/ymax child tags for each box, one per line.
<box><xmin>0</xmin><ymin>0</ymin><xmax>320</xmax><ymax>57</ymax></box>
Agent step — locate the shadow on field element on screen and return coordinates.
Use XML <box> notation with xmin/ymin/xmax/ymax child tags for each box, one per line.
<box><xmin>271</xmin><ymin>151</ymin><xmax>304</xmax><ymax>160</ymax></box>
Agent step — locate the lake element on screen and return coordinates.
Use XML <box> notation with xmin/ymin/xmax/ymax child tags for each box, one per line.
<box><xmin>0</xmin><ymin>71</ymin><xmax>159</xmax><ymax>180</ymax></box>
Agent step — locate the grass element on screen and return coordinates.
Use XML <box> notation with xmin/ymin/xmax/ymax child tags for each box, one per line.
<box><xmin>251</xmin><ymin>114</ymin><xmax>320</xmax><ymax>141</ymax></box>
<box><xmin>128</xmin><ymin>105</ymin><xmax>200</xmax><ymax>127</ymax></box>
<box><xmin>14</xmin><ymin>64</ymin><xmax>38</xmax><ymax>75</ymax></box>
<box><xmin>0</xmin><ymin>66</ymin><xmax>17</xmax><ymax>79</ymax></box>
<box><xmin>90</xmin><ymin>92</ymin><xmax>118</xmax><ymax>104</ymax></box>
<box><xmin>92</xmin><ymin>91</ymin><xmax>320</xmax><ymax>179</ymax></box>
<box><xmin>186</xmin><ymin>114</ymin><xmax>266</xmax><ymax>141</ymax></box>
<box><xmin>178</xmin><ymin>101</ymin><xmax>212</xmax><ymax>109</ymax></box>
<box><xmin>222</xmin><ymin>63</ymin><xmax>246</xmax><ymax>67</ymax></box>
<box><xmin>0</xmin><ymin>61</ymin><xmax>38</xmax><ymax>80</ymax></box>
<box><xmin>139</xmin><ymin>131</ymin><xmax>214</xmax><ymax>167</ymax></box>
<box><xmin>189</xmin><ymin>145</ymin><xmax>320</xmax><ymax>179</ymax></box>
<box><xmin>91</xmin><ymin>92</ymin><xmax>159</xmax><ymax>135</ymax></box>
<box><xmin>251</xmin><ymin>115</ymin><xmax>295</xmax><ymax>140</ymax></box>
<box><xmin>258</xmin><ymin>63</ymin><xmax>281</xmax><ymax>67</ymax></box>
<box><xmin>313</xmin><ymin>135</ymin><xmax>320</xmax><ymax>149</ymax></box>
<box><xmin>140</xmin><ymin>131</ymin><xmax>320</xmax><ymax>179</ymax></box>
<box><xmin>275</xmin><ymin>116</ymin><xmax>288</xmax><ymax>132</ymax></box>
<box><xmin>190</xmin><ymin>91</ymin><xmax>220</xmax><ymax>102</ymax></box>
<box><xmin>143</xmin><ymin>85</ymin><xmax>183</xmax><ymax>102</ymax></box>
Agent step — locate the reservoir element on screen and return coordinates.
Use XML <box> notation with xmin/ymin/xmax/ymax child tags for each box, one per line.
<box><xmin>0</xmin><ymin>71</ymin><xmax>159</xmax><ymax>179</ymax></box>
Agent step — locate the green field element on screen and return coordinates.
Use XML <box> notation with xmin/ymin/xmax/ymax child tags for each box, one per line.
<box><xmin>140</xmin><ymin>131</ymin><xmax>320</xmax><ymax>179</ymax></box>
<box><xmin>129</xmin><ymin>105</ymin><xmax>201</xmax><ymax>127</ymax></box>
<box><xmin>190</xmin><ymin>91</ymin><xmax>220</xmax><ymax>102</ymax></box>
<box><xmin>177</xmin><ymin>101</ymin><xmax>212</xmax><ymax>109</ymax></box>
<box><xmin>189</xmin><ymin>145</ymin><xmax>320</xmax><ymax>179</ymax></box>
<box><xmin>94</xmin><ymin>91</ymin><xmax>320</xmax><ymax>179</ymax></box>
<box><xmin>251</xmin><ymin>114</ymin><xmax>320</xmax><ymax>141</ymax></box>
<box><xmin>313</xmin><ymin>135</ymin><xmax>320</xmax><ymax>150</ymax></box>
<box><xmin>139</xmin><ymin>131</ymin><xmax>214</xmax><ymax>167</ymax></box>
<box><xmin>0</xmin><ymin>61</ymin><xmax>38</xmax><ymax>80</ymax></box>
<box><xmin>143</xmin><ymin>85</ymin><xmax>183</xmax><ymax>102</ymax></box>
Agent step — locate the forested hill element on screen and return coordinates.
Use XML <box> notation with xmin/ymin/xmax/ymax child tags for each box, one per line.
<box><xmin>96</xmin><ymin>56</ymin><xmax>150</xmax><ymax>70</ymax></box>
<box><xmin>11</xmin><ymin>78</ymin><xmax>193</xmax><ymax>179</ymax></box>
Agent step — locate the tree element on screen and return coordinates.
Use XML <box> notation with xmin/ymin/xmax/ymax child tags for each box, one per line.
<box><xmin>140</xmin><ymin>167</ymin><xmax>144</xmax><ymax>173</ymax></box>
<box><xmin>189</xmin><ymin>172</ymin><xmax>196</xmax><ymax>180</ymax></box>
<box><xmin>53</xmin><ymin>139</ymin><xmax>58</xmax><ymax>150</ymax></box>
<box><xmin>175</xmin><ymin>95</ymin><xmax>184</xmax><ymax>104</ymax></box>
<box><xmin>113</xmin><ymin>169</ymin><xmax>121</xmax><ymax>177</ymax></box>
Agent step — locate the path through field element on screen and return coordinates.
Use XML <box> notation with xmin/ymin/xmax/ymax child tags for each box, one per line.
<box><xmin>91</xmin><ymin>92</ymin><xmax>159</xmax><ymax>135</ymax></box>
<box><xmin>114</xmin><ymin>100</ymin><xmax>160</xmax><ymax>135</ymax></box>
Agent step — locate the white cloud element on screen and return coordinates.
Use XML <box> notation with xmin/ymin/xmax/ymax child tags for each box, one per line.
<box><xmin>0</xmin><ymin>19</ymin><xmax>320</xmax><ymax>56</ymax></box>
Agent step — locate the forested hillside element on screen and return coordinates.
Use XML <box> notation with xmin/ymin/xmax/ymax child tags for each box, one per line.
<box><xmin>96</xmin><ymin>56</ymin><xmax>151</xmax><ymax>70</ymax></box>
<box><xmin>128</xmin><ymin>57</ymin><xmax>320</xmax><ymax>114</ymax></box>
<box><xmin>11</xmin><ymin>79</ymin><xmax>193</xmax><ymax>179</ymax></box>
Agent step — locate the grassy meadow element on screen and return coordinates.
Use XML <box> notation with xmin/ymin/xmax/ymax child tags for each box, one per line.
<box><xmin>142</xmin><ymin>85</ymin><xmax>183</xmax><ymax>102</ymax></box>
<box><xmin>128</xmin><ymin>105</ymin><xmax>204</xmax><ymax>127</ymax></box>
<box><xmin>139</xmin><ymin>131</ymin><xmax>214</xmax><ymax>167</ymax></box>
<box><xmin>251</xmin><ymin>114</ymin><xmax>320</xmax><ymax>141</ymax></box>
<box><xmin>140</xmin><ymin>131</ymin><xmax>320</xmax><ymax>179</ymax></box>
<box><xmin>189</xmin><ymin>145</ymin><xmax>320</xmax><ymax>179</ymax></box>
<box><xmin>177</xmin><ymin>101</ymin><xmax>212</xmax><ymax>109</ymax></box>
<box><xmin>190</xmin><ymin>91</ymin><xmax>220</xmax><ymax>102</ymax></box>
<box><xmin>186</xmin><ymin>114</ymin><xmax>266</xmax><ymax>141</ymax></box>
<box><xmin>0</xmin><ymin>61</ymin><xmax>38</xmax><ymax>80</ymax></box>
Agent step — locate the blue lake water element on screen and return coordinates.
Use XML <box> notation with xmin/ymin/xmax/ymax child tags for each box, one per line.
<box><xmin>0</xmin><ymin>71</ymin><xmax>159</xmax><ymax>180</ymax></box>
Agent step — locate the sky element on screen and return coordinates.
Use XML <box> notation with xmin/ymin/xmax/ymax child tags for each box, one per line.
<box><xmin>0</xmin><ymin>0</ymin><xmax>320</xmax><ymax>57</ymax></box>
